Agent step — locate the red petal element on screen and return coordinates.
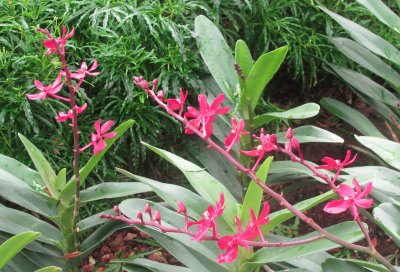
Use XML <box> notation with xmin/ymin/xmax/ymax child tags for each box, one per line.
<box><xmin>94</xmin><ymin>120</ymin><xmax>101</xmax><ymax>133</ymax></box>
<box><xmin>43</xmin><ymin>39</ymin><xmax>57</xmax><ymax>49</ymax></box>
<box><xmin>102</xmin><ymin>132</ymin><xmax>117</xmax><ymax>139</ymax></box>
<box><xmin>211</xmin><ymin>93</ymin><xmax>225</xmax><ymax>109</ymax></box>
<box><xmin>355</xmin><ymin>198</ymin><xmax>373</xmax><ymax>209</ymax></box>
<box><xmin>323</xmin><ymin>200</ymin><xmax>350</xmax><ymax>214</ymax></box>
<box><xmin>239</xmin><ymin>149</ymin><xmax>260</xmax><ymax>157</ymax></box>
<box><xmin>93</xmin><ymin>139</ymin><xmax>106</xmax><ymax>155</ymax></box>
<box><xmin>337</xmin><ymin>183</ymin><xmax>355</xmax><ymax>198</ymax></box>
<box><xmin>198</xmin><ymin>94</ymin><xmax>209</xmax><ymax>111</ymax></box>
<box><xmin>34</xmin><ymin>80</ymin><xmax>44</xmax><ymax>90</ymax></box>
<box><xmin>100</xmin><ymin>120</ymin><xmax>115</xmax><ymax>134</ymax></box>
<box><xmin>26</xmin><ymin>92</ymin><xmax>46</xmax><ymax>100</ymax></box>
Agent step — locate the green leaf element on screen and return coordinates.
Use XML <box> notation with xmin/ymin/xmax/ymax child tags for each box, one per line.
<box><xmin>240</xmin><ymin>46</ymin><xmax>288</xmax><ymax>114</ymax></box>
<box><xmin>18</xmin><ymin>134</ymin><xmax>58</xmax><ymax>198</ymax></box>
<box><xmin>321</xmin><ymin>98</ymin><xmax>385</xmax><ymax>138</ymax></box>
<box><xmin>251</xmin><ymin>222</ymin><xmax>365</xmax><ymax>263</ymax></box>
<box><xmin>80</xmin><ymin>182</ymin><xmax>152</xmax><ymax>203</ymax></box>
<box><xmin>357</xmin><ymin>0</ymin><xmax>400</xmax><ymax>33</ymax></box>
<box><xmin>320</xmin><ymin>6</ymin><xmax>400</xmax><ymax>65</ymax></box>
<box><xmin>0</xmin><ymin>231</ymin><xmax>41</xmax><ymax>269</ymax></box>
<box><xmin>195</xmin><ymin>15</ymin><xmax>238</xmax><ymax>101</ymax></box>
<box><xmin>54</xmin><ymin>168</ymin><xmax>66</xmax><ymax>195</ymax></box>
<box><xmin>0</xmin><ymin>153</ymin><xmax>42</xmax><ymax>187</ymax></box>
<box><xmin>35</xmin><ymin>267</ymin><xmax>63</xmax><ymax>272</ymax></box>
<box><xmin>322</xmin><ymin>258</ymin><xmax>370</xmax><ymax>272</ymax></box>
<box><xmin>276</xmin><ymin>126</ymin><xmax>343</xmax><ymax>143</ymax></box>
<box><xmin>235</xmin><ymin>39</ymin><xmax>253</xmax><ymax>89</ymax></box>
<box><xmin>0</xmin><ymin>177</ymin><xmax>57</xmax><ymax>218</ymax></box>
<box><xmin>344</xmin><ymin>258</ymin><xmax>396</xmax><ymax>272</ymax></box>
<box><xmin>356</xmin><ymin>136</ymin><xmax>400</xmax><ymax>170</ymax></box>
<box><xmin>0</xmin><ymin>206</ymin><xmax>61</xmax><ymax>246</ymax></box>
<box><xmin>142</xmin><ymin>142</ymin><xmax>237</xmax><ymax>229</ymax></box>
<box><xmin>267</xmin><ymin>190</ymin><xmax>336</xmax><ymax>232</ymax></box>
<box><xmin>329</xmin><ymin>64</ymin><xmax>400</xmax><ymax>106</ymax></box>
<box><xmin>331</xmin><ymin>37</ymin><xmax>400</xmax><ymax>88</ymax></box>
<box><xmin>59</xmin><ymin>119</ymin><xmax>134</xmax><ymax>205</ymax></box>
<box><xmin>373</xmin><ymin>203</ymin><xmax>400</xmax><ymax>246</ymax></box>
<box><xmin>241</xmin><ymin>157</ymin><xmax>273</xmax><ymax>225</ymax></box>
<box><xmin>76</xmin><ymin>209</ymin><xmax>112</xmax><ymax>232</ymax></box>
<box><xmin>254</xmin><ymin>103</ymin><xmax>320</xmax><ymax>128</ymax></box>
<box><xmin>120</xmin><ymin>258</ymin><xmax>193</xmax><ymax>272</ymax></box>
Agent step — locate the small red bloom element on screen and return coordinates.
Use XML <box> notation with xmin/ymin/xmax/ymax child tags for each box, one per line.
<box><xmin>165</xmin><ymin>88</ymin><xmax>188</xmax><ymax>115</ymax></box>
<box><xmin>324</xmin><ymin>179</ymin><xmax>373</xmax><ymax>220</ymax></box>
<box><xmin>284</xmin><ymin>128</ymin><xmax>303</xmax><ymax>160</ymax></box>
<box><xmin>188</xmin><ymin>193</ymin><xmax>225</xmax><ymax>241</ymax></box>
<box><xmin>184</xmin><ymin>94</ymin><xmax>230</xmax><ymax>138</ymax></box>
<box><xmin>55</xmin><ymin>103</ymin><xmax>87</xmax><ymax>122</ymax></box>
<box><xmin>27</xmin><ymin>73</ymin><xmax>65</xmax><ymax>101</ymax></box>
<box><xmin>224</xmin><ymin>118</ymin><xmax>249</xmax><ymax>152</ymax></box>
<box><xmin>316</xmin><ymin>150</ymin><xmax>357</xmax><ymax>170</ymax></box>
<box><xmin>63</xmin><ymin>60</ymin><xmax>100</xmax><ymax>80</ymax></box>
<box><xmin>247</xmin><ymin>202</ymin><xmax>270</xmax><ymax>242</ymax></box>
<box><xmin>177</xmin><ymin>201</ymin><xmax>187</xmax><ymax>214</ymax></box>
<box><xmin>80</xmin><ymin>120</ymin><xmax>117</xmax><ymax>155</ymax></box>
<box><xmin>42</xmin><ymin>26</ymin><xmax>74</xmax><ymax>55</ymax></box>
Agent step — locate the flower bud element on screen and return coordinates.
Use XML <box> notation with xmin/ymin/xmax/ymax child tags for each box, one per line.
<box><xmin>157</xmin><ymin>90</ymin><xmax>164</xmax><ymax>99</ymax></box>
<box><xmin>153</xmin><ymin>210</ymin><xmax>161</xmax><ymax>223</ymax></box>
<box><xmin>285</xmin><ymin>128</ymin><xmax>293</xmax><ymax>139</ymax></box>
<box><xmin>137</xmin><ymin>212</ymin><xmax>143</xmax><ymax>220</ymax></box>
<box><xmin>152</xmin><ymin>79</ymin><xmax>159</xmax><ymax>88</ymax></box>
<box><xmin>113</xmin><ymin>205</ymin><xmax>120</xmax><ymax>213</ymax></box>
<box><xmin>177</xmin><ymin>201</ymin><xmax>187</xmax><ymax>214</ymax></box>
<box><xmin>144</xmin><ymin>203</ymin><xmax>151</xmax><ymax>213</ymax></box>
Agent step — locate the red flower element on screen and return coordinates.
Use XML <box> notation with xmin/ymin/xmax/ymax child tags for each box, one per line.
<box><xmin>27</xmin><ymin>73</ymin><xmax>65</xmax><ymax>101</ymax></box>
<box><xmin>80</xmin><ymin>120</ymin><xmax>117</xmax><ymax>154</ymax></box>
<box><xmin>284</xmin><ymin>128</ymin><xmax>303</xmax><ymax>160</ymax></box>
<box><xmin>55</xmin><ymin>103</ymin><xmax>87</xmax><ymax>122</ymax></box>
<box><xmin>164</xmin><ymin>88</ymin><xmax>188</xmax><ymax>115</ymax></box>
<box><xmin>217</xmin><ymin>203</ymin><xmax>270</xmax><ymax>263</ymax></box>
<box><xmin>239</xmin><ymin>129</ymin><xmax>278</xmax><ymax>171</ymax></box>
<box><xmin>316</xmin><ymin>150</ymin><xmax>357</xmax><ymax>170</ymax></box>
<box><xmin>188</xmin><ymin>193</ymin><xmax>225</xmax><ymax>241</ymax></box>
<box><xmin>63</xmin><ymin>61</ymin><xmax>100</xmax><ymax>79</ymax></box>
<box><xmin>224</xmin><ymin>118</ymin><xmax>249</xmax><ymax>152</ymax></box>
<box><xmin>184</xmin><ymin>94</ymin><xmax>230</xmax><ymax>138</ymax></box>
<box><xmin>324</xmin><ymin>179</ymin><xmax>373</xmax><ymax>220</ymax></box>
<box><xmin>42</xmin><ymin>26</ymin><xmax>74</xmax><ymax>55</ymax></box>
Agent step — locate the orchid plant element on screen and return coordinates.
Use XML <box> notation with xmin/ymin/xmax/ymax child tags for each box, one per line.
<box><xmin>98</xmin><ymin>77</ymin><xmax>397</xmax><ymax>272</ymax></box>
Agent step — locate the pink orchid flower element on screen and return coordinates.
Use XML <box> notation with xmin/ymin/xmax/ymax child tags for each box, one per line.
<box><xmin>316</xmin><ymin>150</ymin><xmax>357</xmax><ymax>170</ymax></box>
<box><xmin>240</xmin><ymin>129</ymin><xmax>278</xmax><ymax>171</ymax></box>
<box><xmin>164</xmin><ymin>88</ymin><xmax>188</xmax><ymax>115</ymax></box>
<box><xmin>80</xmin><ymin>120</ymin><xmax>117</xmax><ymax>155</ymax></box>
<box><xmin>284</xmin><ymin>128</ymin><xmax>303</xmax><ymax>160</ymax></box>
<box><xmin>324</xmin><ymin>179</ymin><xmax>373</xmax><ymax>220</ymax></box>
<box><xmin>217</xmin><ymin>202</ymin><xmax>270</xmax><ymax>263</ymax></box>
<box><xmin>26</xmin><ymin>73</ymin><xmax>67</xmax><ymax>102</ymax></box>
<box><xmin>63</xmin><ymin>60</ymin><xmax>100</xmax><ymax>80</ymax></box>
<box><xmin>184</xmin><ymin>94</ymin><xmax>230</xmax><ymax>138</ymax></box>
<box><xmin>188</xmin><ymin>193</ymin><xmax>225</xmax><ymax>241</ymax></box>
<box><xmin>55</xmin><ymin>103</ymin><xmax>87</xmax><ymax>122</ymax></box>
<box><xmin>224</xmin><ymin>118</ymin><xmax>249</xmax><ymax>152</ymax></box>
<box><xmin>42</xmin><ymin>26</ymin><xmax>74</xmax><ymax>55</ymax></box>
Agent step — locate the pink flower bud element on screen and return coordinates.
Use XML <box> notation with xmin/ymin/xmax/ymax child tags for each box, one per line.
<box><xmin>152</xmin><ymin>79</ymin><xmax>159</xmax><ymax>88</ymax></box>
<box><xmin>137</xmin><ymin>212</ymin><xmax>143</xmax><ymax>220</ymax></box>
<box><xmin>285</xmin><ymin>128</ymin><xmax>293</xmax><ymax>139</ymax></box>
<box><xmin>177</xmin><ymin>201</ymin><xmax>187</xmax><ymax>214</ymax></box>
<box><xmin>113</xmin><ymin>205</ymin><xmax>120</xmax><ymax>213</ymax></box>
<box><xmin>153</xmin><ymin>210</ymin><xmax>161</xmax><ymax>222</ymax></box>
<box><xmin>144</xmin><ymin>203</ymin><xmax>151</xmax><ymax>213</ymax></box>
<box><xmin>157</xmin><ymin>90</ymin><xmax>164</xmax><ymax>99</ymax></box>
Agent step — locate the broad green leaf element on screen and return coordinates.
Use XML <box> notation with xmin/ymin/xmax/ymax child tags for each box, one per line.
<box><xmin>357</xmin><ymin>0</ymin><xmax>400</xmax><ymax>33</ymax></box>
<box><xmin>0</xmin><ymin>154</ymin><xmax>42</xmax><ymax>187</ymax></box>
<box><xmin>142</xmin><ymin>142</ymin><xmax>237</xmax><ymax>228</ymax></box>
<box><xmin>276</xmin><ymin>126</ymin><xmax>343</xmax><ymax>144</ymax></box>
<box><xmin>322</xmin><ymin>258</ymin><xmax>370</xmax><ymax>272</ymax></box>
<box><xmin>254</xmin><ymin>103</ymin><xmax>320</xmax><ymax>128</ymax></box>
<box><xmin>329</xmin><ymin>64</ymin><xmax>400</xmax><ymax>107</ymax></box>
<box><xmin>18</xmin><ymin>134</ymin><xmax>58</xmax><ymax>198</ymax></box>
<box><xmin>320</xmin><ymin>6</ymin><xmax>400</xmax><ymax>65</ymax></box>
<box><xmin>373</xmin><ymin>203</ymin><xmax>400</xmax><ymax>246</ymax></box>
<box><xmin>241</xmin><ymin>157</ymin><xmax>273</xmax><ymax>225</ymax></box>
<box><xmin>267</xmin><ymin>190</ymin><xmax>336</xmax><ymax>232</ymax></box>
<box><xmin>0</xmin><ymin>231</ymin><xmax>40</xmax><ymax>269</ymax></box>
<box><xmin>345</xmin><ymin>258</ymin><xmax>397</xmax><ymax>272</ymax></box>
<box><xmin>321</xmin><ymin>98</ymin><xmax>385</xmax><ymax>138</ymax></box>
<box><xmin>123</xmin><ymin>264</ymin><xmax>153</xmax><ymax>272</ymax></box>
<box><xmin>59</xmin><ymin>119</ymin><xmax>134</xmax><ymax>205</ymax></box>
<box><xmin>120</xmin><ymin>258</ymin><xmax>193</xmax><ymax>272</ymax></box>
<box><xmin>240</xmin><ymin>46</ymin><xmax>288</xmax><ymax>114</ymax></box>
<box><xmin>0</xmin><ymin>206</ymin><xmax>61</xmax><ymax>246</ymax></box>
<box><xmin>76</xmin><ymin>209</ymin><xmax>112</xmax><ymax>232</ymax></box>
<box><xmin>80</xmin><ymin>182</ymin><xmax>151</xmax><ymax>203</ymax></box>
<box><xmin>285</xmin><ymin>252</ymin><xmax>332</xmax><ymax>272</ymax></box>
<box><xmin>0</xmin><ymin>178</ymin><xmax>57</xmax><ymax>218</ymax></box>
<box><xmin>251</xmin><ymin>222</ymin><xmax>365</xmax><ymax>263</ymax></box>
<box><xmin>35</xmin><ymin>267</ymin><xmax>63</xmax><ymax>272</ymax></box>
<box><xmin>235</xmin><ymin>39</ymin><xmax>253</xmax><ymax>89</ymax></box>
<box><xmin>356</xmin><ymin>136</ymin><xmax>400</xmax><ymax>170</ymax></box>
<box><xmin>195</xmin><ymin>15</ymin><xmax>238</xmax><ymax>101</ymax></box>
<box><xmin>54</xmin><ymin>168</ymin><xmax>66</xmax><ymax>195</ymax></box>
<box><xmin>331</xmin><ymin>37</ymin><xmax>400</xmax><ymax>88</ymax></box>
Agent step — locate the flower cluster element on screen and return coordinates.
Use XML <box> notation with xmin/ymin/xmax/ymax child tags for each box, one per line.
<box><xmin>26</xmin><ymin>26</ymin><xmax>116</xmax><ymax>155</ymax></box>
